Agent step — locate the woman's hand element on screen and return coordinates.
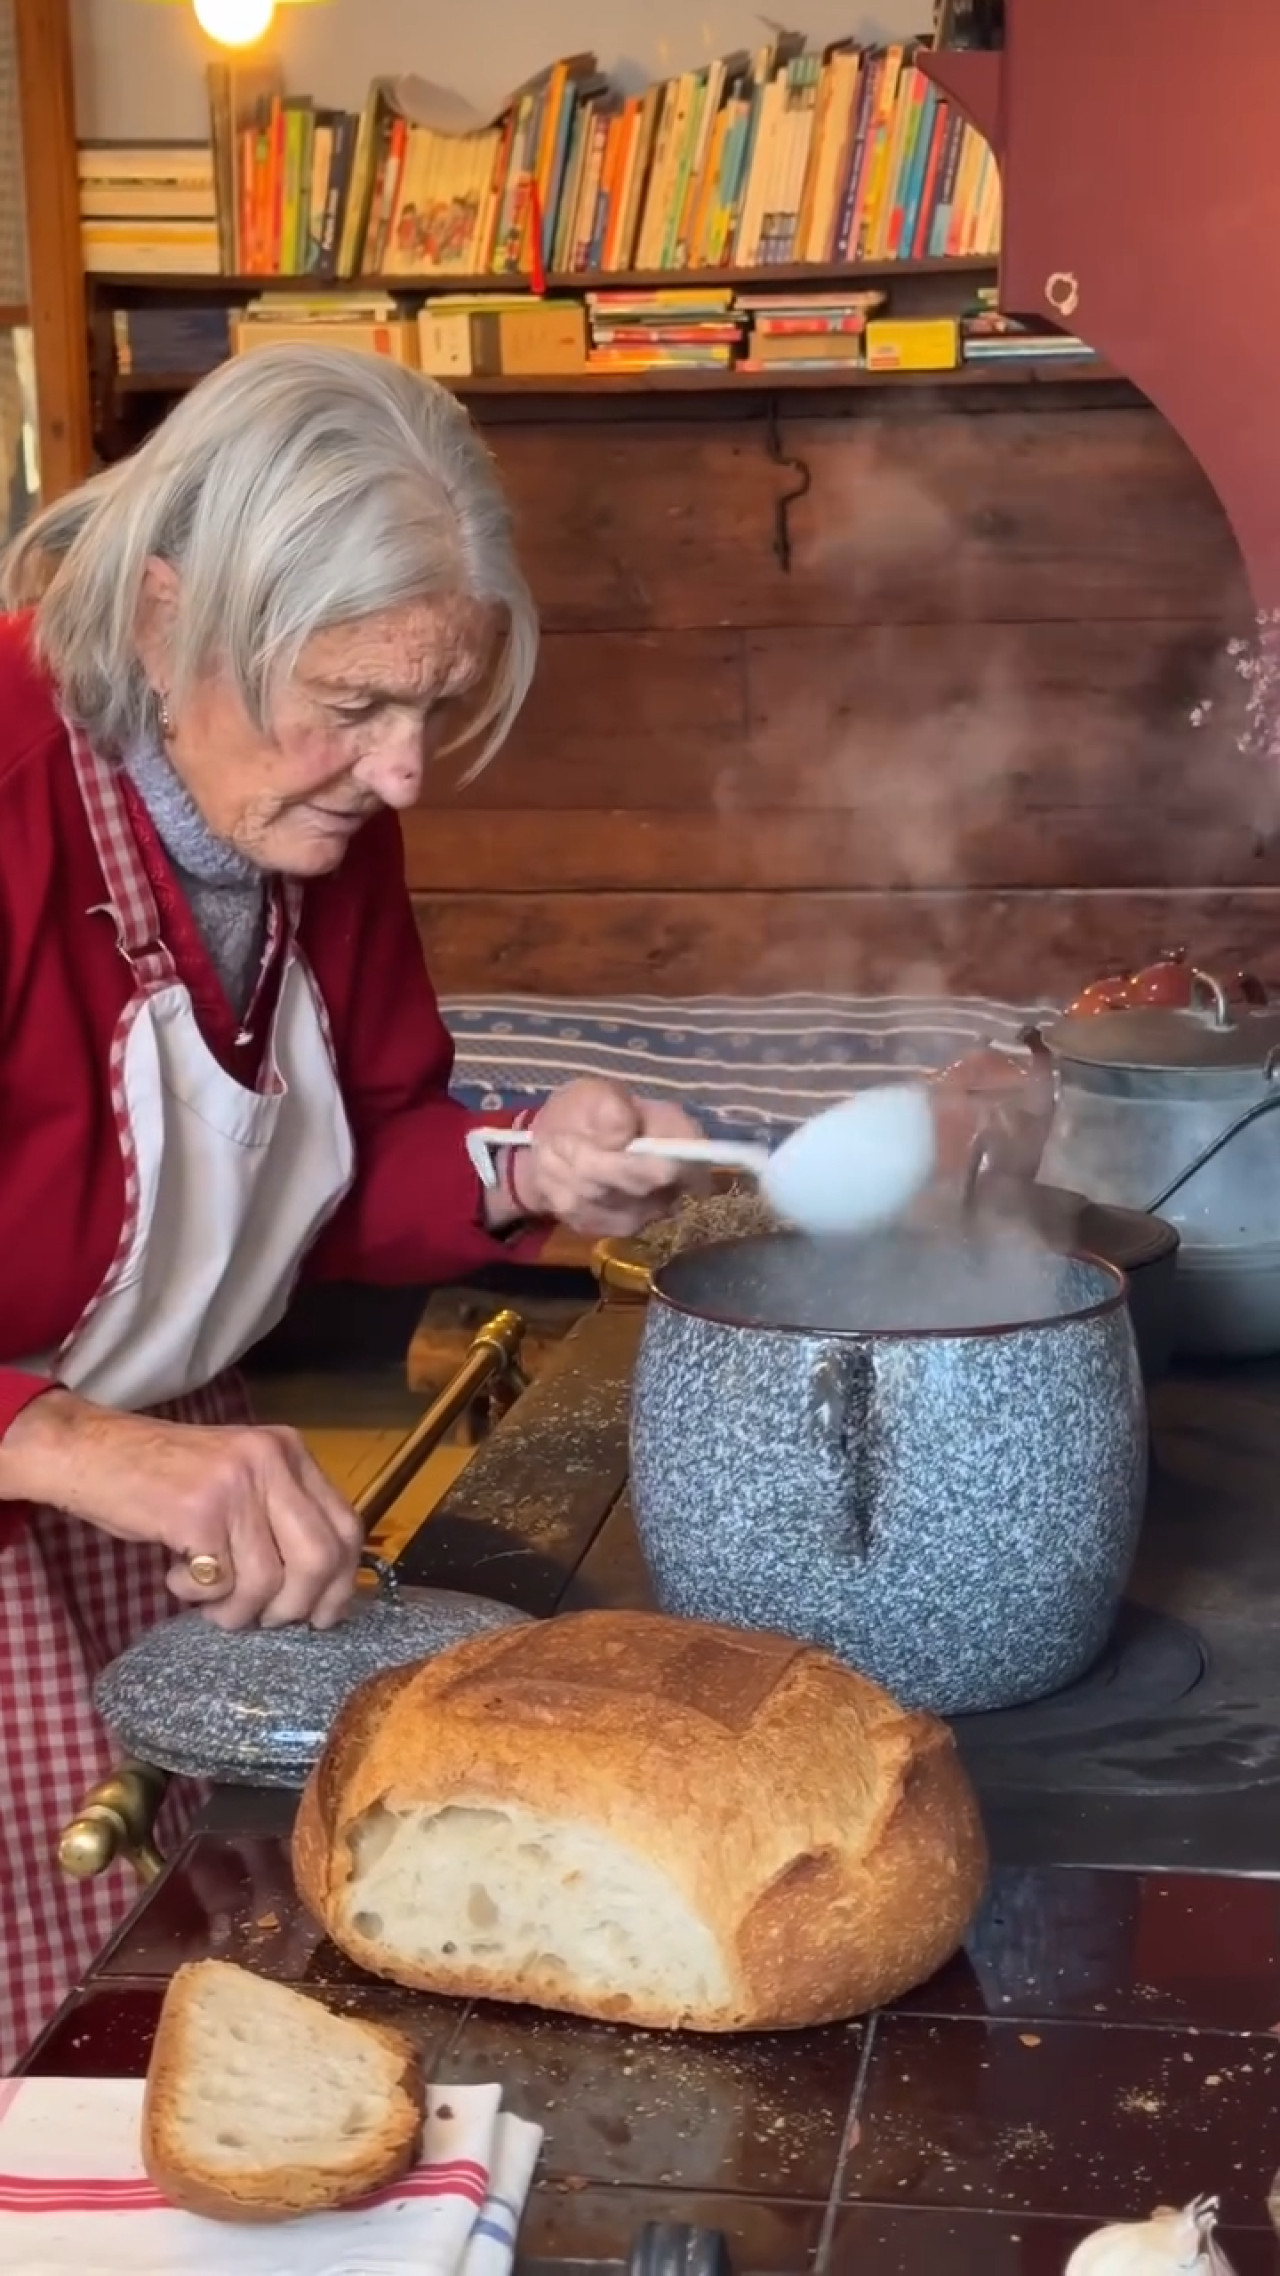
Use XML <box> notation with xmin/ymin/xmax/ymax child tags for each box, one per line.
<box><xmin>491</xmin><ymin>1077</ymin><xmax>705</xmax><ymax>1238</ymax></box>
<box><xmin>0</xmin><ymin>1391</ymin><xmax>361</xmax><ymax>1631</ymax></box>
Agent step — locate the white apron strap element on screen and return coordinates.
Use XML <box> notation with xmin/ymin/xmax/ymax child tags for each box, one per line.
<box><xmin>55</xmin><ymin>730</ymin><xmax>320</xmax><ymax>1383</ymax></box>
<box><xmin>68</xmin><ymin>726</ymin><xmax>175</xmax><ymax>989</ymax></box>
<box><xmin>66</xmin><ymin>724</ymin><xmax>301</xmax><ymax>1012</ymax></box>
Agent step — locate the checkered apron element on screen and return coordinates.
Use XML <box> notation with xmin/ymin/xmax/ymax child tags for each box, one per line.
<box><xmin>0</xmin><ymin>733</ymin><xmax>354</xmax><ymax>2074</ymax></box>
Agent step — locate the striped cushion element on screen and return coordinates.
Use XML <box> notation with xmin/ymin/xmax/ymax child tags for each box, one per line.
<box><xmin>442</xmin><ymin>993</ymin><xmax>1058</xmax><ymax>1148</ymax></box>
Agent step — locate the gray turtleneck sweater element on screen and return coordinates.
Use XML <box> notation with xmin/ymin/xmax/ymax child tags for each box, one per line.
<box><xmin>125</xmin><ymin>742</ymin><xmax>267</xmax><ymax>1016</ymax></box>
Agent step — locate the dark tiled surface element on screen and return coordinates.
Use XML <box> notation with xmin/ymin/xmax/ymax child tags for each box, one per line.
<box><xmin>447</xmin><ymin>2002</ymin><xmax>864</xmax><ymax>2197</ymax></box>
<box><xmin>23</xmin><ymin>1980</ymin><xmax>462</xmax><ymax>2080</ymax></box>
<box><xmin>98</xmin><ymin>1828</ymin><xmax>367</xmax><ymax>1986</ymax></box>
<box><xmin>35</xmin><ymin>1836</ymin><xmax>1280</xmax><ymax>2271</ymax></box>
<box><xmin>827</xmin><ymin>2207</ymin><xmax>1280</xmax><ymax>2272</ymax></box>
<box><xmin>105</xmin><ymin>1842</ymin><xmax>1280</xmax><ymax>2042</ymax></box>
<box><xmin>24</xmin><ymin>1985</ymin><xmax>162</xmax><ymax>2078</ymax></box>
<box><xmin>894</xmin><ymin>1865</ymin><xmax>1280</xmax><ymax>2032</ymax></box>
<box><xmin>521</xmin><ymin>2188</ymin><xmax>826</xmax><ymax>2274</ymax></box>
<box><xmin>847</xmin><ymin>2015</ymin><xmax>1280</xmax><ymax>2229</ymax></box>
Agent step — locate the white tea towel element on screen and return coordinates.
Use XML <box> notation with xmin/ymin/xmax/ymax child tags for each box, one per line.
<box><xmin>419</xmin><ymin>2082</ymin><xmax>502</xmax><ymax>2275</ymax></box>
<box><xmin>0</xmin><ymin>2075</ymin><xmax>535</xmax><ymax>2276</ymax></box>
<box><xmin>460</xmin><ymin>2112</ymin><xmax>546</xmax><ymax>2276</ymax></box>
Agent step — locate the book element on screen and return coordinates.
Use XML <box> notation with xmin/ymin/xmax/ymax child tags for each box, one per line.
<box><xmin>112</xmin><ymin>305</ymin><xmax>231</xmax><ymax>376</ymax></box>
<box><xmin>85</xmin><ymin>42</ymin><xmax>1000</xmax><ymax>289</ymax></box>
<box><xmin>82</xmin><ymin>220</ymin><xmax>222</xmax><ymax>276</ymax></box>
<box><xmin>78</xmin><ymin>142</ymin><xmax>216</xmax><ymax>222</ymax></box>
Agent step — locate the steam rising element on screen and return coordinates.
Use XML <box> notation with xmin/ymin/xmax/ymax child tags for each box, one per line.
<box><xmin>659</xmin><ymin>1228</ymin><xmax>1114</xmax><ymax>1338</ymax></box>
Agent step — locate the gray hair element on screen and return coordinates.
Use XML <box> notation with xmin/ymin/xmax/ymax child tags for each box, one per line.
<box><xmin>1</xmin><ymin>345</ymin><xmax>538</xmax><ymax>774</ymax></box>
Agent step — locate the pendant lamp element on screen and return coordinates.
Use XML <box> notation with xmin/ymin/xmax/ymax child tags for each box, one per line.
<box><xmin>145</xmin><ymin>0</ymin><xmax>325</xmax><ymax>52</ymax></box>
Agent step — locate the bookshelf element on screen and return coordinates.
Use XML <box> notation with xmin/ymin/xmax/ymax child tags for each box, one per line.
<box><xmin>93</xmin><ymin>256</ymin><xmax>1003</xmax><ymax>297</ymax></box>
<box><xmin>82</xmin><ymin>32</ymin><xmax>1062</xmax><ymax>426</ymax></box>
<box><xmin>85</xmin><ymin>258</ymin><xmax>1120</xmax><ymax>444</ymax></box>
<box><xmin>108</xmin><ymin>363</ymin><xmax>1122</xmax><ymax>402</ymax></box>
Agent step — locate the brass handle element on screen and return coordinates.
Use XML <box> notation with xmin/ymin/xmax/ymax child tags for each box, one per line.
<box><xmin>592</xmin><ymin>1239</ymin><xmax>654</xmax><ymax>1303</ymax></box>
<box><xmin>58</xmin><ymin>1760</ymin><xmax>169</xmax><ymax>1885</ymax></box>
<box><xmin>59</xmin><ymin>1309</ymin><xmax>529</xmax><ymax>1883</ymax></box>
<box><xmin>354</xmin><ymin>1307</ymin><xmax>527</xmax><ymax>1537</ymax></box>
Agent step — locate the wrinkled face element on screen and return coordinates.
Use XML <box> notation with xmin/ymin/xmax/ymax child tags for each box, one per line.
<box><xmin>138</xmin><ymin>567</ymin><xmax>498</xmax><ymax>876</ymax></box>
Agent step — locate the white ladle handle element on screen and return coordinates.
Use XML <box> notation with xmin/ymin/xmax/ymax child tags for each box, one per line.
<box><xmin>466</xmin><ymin>1125</ymin><xmax>770</xmax><ymax>1192</ymax></box>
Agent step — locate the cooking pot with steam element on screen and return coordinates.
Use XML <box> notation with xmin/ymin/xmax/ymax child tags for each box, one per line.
<box><xmin>628</xmin><ymin>1229</ymin><xmax>1147</xmax><ymax>1717</ymax></box>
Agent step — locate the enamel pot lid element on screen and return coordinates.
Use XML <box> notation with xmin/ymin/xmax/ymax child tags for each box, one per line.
<box><xmin>95</xmin><ymin>1569</ymin><xmax>531</xmax><ymax>1789</ymax></box>
<box><xmin>93</xmin><ymin>1307</ymin><xmax>535</xmax><ymax>1789</ymax></box>
<box><xmin>1044</xmin><ymin>962</ymin><xmax>1280</xmax><ymax>1076</ymax></box>
<box><xmin>1045</xmin><ymin>1004</ymin><xmax>1280</xmax><ymax>1074</ymax></box>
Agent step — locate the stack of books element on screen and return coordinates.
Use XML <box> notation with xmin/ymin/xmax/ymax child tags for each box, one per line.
<box><xmin>738</xmin><ymin>288</ymin><xmax>886</xmax><ymax>372</ymax></box>
<box><xmin>233</xmin><ymin>291</ymin><xmax>417</xmax><ymax>362</ymax></box>
<box><xmin>584</xmin><ymin>289</ymin><xmax>745</xmax><ymax>371</ymax></box>
<box><xmin>418</xmin><ymin>294</ymin><xmax>587</xmax><ymax>378</ymax></box>
<box><xmin>179</xmin><ymin>35</ymin><xmax>1001</xmax><ymax>283</ymax></box>
<box><xmin>961</xmin><ymin>287</ymin><xmax>1099</xmax><ymax>367</ymax></box>
<box><xmin>112</xmin><ymin>305</ymin><xmax>231</xmax><ymax>379</ymax></box>
<box><xmin>79</xmin><ymin>142</ymin><xmax>219</xmax><ymax>275</ymax></box>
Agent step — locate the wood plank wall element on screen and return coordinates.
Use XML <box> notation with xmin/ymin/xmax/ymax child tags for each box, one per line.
<box><xmin>409</xmin><ymin>385</ymin><xmax>1278</xmax><ymax>1002</ymax></box>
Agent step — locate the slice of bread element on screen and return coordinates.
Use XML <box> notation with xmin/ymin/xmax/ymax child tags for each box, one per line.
<box><xmin>141</xmin><ymin>1959</ymin><xmax>424</xmax><ymax>2223</ymax></box>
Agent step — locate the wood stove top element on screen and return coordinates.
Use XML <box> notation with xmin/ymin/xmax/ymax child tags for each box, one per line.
<box><xmin>22</xmin><ymin>1305</ymin><xmax>1280</xmax><ymax>2269</ymax></box>
<box><xmin>397</xmin><ymin>1303</ymin><xmax>1280</xmax><ymax>1880</ymax></box>
<box><xmin>25</xmin><ymin>1824</ymin><xmax>1280</xmax><ymax>2269</ymax></box>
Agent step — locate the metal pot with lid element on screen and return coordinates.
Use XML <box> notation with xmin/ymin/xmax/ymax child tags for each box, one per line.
<box><xmin>1036</xmin><ymin>962</ymin><xmax>1280</xmax><ymax>1356</ymax></box>
<box><xmin>59</xmin><ymin>1309</ymin><xmax>536</xmax><ymax>1886</ymax></box>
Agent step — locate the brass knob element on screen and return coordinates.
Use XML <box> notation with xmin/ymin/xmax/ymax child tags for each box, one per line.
<box><xmin>59</xmin><ymin>1806</ymin><xmax>127</xmax><ymax>1880</ymax></box>
<box><xmin>58</xmin><ymin>1761</ymin><xmax>168</xmax><ymax>1884</ymax></box>
<box><xmin>471</xmin><ymin>1307</ymin><xmax>526</xmax><ymax>1365</ymax></box>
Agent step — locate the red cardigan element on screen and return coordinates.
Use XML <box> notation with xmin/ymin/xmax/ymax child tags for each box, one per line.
<box><xmin>0</xmin><ymin>613</ymin><xmax>534</xmax><ymax>1472</ymax></box>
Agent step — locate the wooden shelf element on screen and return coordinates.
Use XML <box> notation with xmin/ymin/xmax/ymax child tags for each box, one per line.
<box><xmin>87</xmin><ymin>255</ymin><xmax>999</xmax><ymax>298</ymax></box>
<box><xmin>113</xmin><ymin>358</ymin><xmax>1116</xmax><ymax>398</ymax></box>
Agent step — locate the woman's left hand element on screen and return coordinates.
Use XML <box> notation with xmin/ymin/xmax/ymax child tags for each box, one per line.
<box><xmin>496</xmin><ymin>1078</ymin><xmax>704</xmax><ymax>1237</ymax></box>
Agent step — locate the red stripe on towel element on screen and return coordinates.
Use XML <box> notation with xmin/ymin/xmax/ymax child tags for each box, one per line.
<box><xmin>0</xmin><ymin>2164</ymin><xmax>490</xmax><ymax>2216</ymax></box>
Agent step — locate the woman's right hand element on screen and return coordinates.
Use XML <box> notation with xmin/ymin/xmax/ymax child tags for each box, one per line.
<box><xmin>0</xmin><ymin>1391</ymin><xmax>361</xmax><ymax>1631</ymax></box>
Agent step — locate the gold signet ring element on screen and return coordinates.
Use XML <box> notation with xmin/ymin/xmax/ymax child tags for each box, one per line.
<box><xmin>186</xmin><ymin>1552</ymin><xmax>228</xmax><ymax>1589</ymax></box>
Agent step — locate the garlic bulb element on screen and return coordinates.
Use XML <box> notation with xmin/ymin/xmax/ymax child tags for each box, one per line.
<box><xmin>1065</xmin><ymin>2197</ymin><xmax>1237</xmax><ymax>2274</ymax></box>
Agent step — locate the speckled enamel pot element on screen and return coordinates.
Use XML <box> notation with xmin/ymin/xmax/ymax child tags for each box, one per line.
<box><xmin>629</xmin><ymin>1232</ymin><xmax>1148</xmax><ymax>1715</ymax></box>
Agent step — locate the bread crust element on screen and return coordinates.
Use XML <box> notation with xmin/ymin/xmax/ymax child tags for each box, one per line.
<box><xmin>140</xmin><ymin>1960</ymin><xmax>424</xmax><ymax>2223</ymax></box>
<box><xmin>293</xmin><ymin>1611</ymin><xmax>988</xmax><ymax>2033</ymax></box>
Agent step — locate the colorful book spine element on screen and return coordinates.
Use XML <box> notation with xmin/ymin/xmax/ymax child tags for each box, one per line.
<box><xmin>195</xmin><ymin>47</ymin><xmax>1002</xmax><ymax>286</ymax></box>
<box><xmin>833</xmin><ymin>54</ymin><xmax>879</xmax><ymax>260</ymax></box>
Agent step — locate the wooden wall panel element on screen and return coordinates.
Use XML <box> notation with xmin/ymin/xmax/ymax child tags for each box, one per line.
<box><xmin>415</xmin><ymin>890</ymin><xmax>1280</xmax><ymax>1002</ymax></box>
<box><xmin>417</xmin><ymin>620</ymin><xmax>1264</xmax><ymax>854</ymax></box>
<box><xmin>411</xmin><ymin>394</ymin><xmax>1266</xmax><ymax>998</ymax></box>
<box><xmin>432</xmin><ymin>629</ymin><xmax>746</xmax><ymax>801</ymax></box>
<box><xmin>489</xmin><ymin>404</ymin><xmax>1248</xmax><ymax>633</ymax></box>
<box><xmin>406</xmin><ymin>803</ymin><xmax>1280</xmax><ymax>896</ymax></box>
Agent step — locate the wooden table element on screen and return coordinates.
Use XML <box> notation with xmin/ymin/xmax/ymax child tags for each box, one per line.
<box><xmin>23</xmin><ymin>1307</ymin><xmax>1280</xmax><ymax>2272</ymax></box>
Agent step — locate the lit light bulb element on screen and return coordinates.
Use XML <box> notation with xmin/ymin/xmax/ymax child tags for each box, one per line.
<box><xmin>192</xmin><ymin>0</ymin><xmax>276</xmax><ymax>46</ymax></box>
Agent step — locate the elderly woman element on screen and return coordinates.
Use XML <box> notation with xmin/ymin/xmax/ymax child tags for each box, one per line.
<box><xmin>0</xmin><ymin>345</ymin><xmax>699</xmax><ymax>2070</ymax></box>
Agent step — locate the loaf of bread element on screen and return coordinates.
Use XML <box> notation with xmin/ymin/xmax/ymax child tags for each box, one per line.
<box><xmin>293</xmin><ymin>1609</ymin><xmax>987</xmax><ymax>2033</ymax></box>
<box><xmin>141</xmin><ymin>1960</ymin><xmax>424</xmax><ymax>2221</ymax></box>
